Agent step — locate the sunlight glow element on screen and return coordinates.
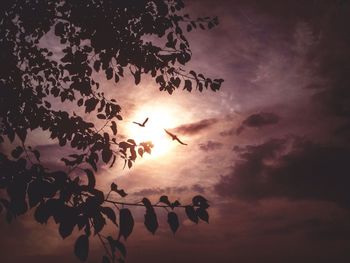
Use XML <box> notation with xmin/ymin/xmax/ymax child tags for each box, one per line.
<box><xmin>126</xmin><ymin>104</ymin><xmax>183</xmax><ymax>158</ymax></box>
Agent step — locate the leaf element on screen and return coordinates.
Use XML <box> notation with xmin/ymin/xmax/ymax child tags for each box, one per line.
<box><xmin>192</xmin><ymin>195</ymin><xmax>209</xmax><ymax>209</ymax></box>
<box><xmin>109</xmin><ymin>155</ymin><xmax>116</xmax><ymax>168</ymax></box>
<box><xmin>141</xmin><ymin>198</ymin><xmax>153</xmax><ymax>210</ymax></box>
<box><xmin>144</xmin><ymin>210</ymin><xmax>158</xmax><ymax>234</ymax></box>
<box><xmin>54</xmin><ymin>22</ymin><xmax>65</xmax><ymax>36</ymax></box>
<box><xmin>138</xmin><ymin>148</ymin><xmax>144</xmax><ymax>157</ymax></box>
<box><xmin>196</xmin><ymin>208</ymin><xmax>209</xmax><ymax>223</ymax></box>
<box><xmin>102</xmin><ymin>148</ymin><xmax>112</xmax><ymax>163</ymax></box>
<box><xmin>134</xmin><ymin>70</ymin><xmax>141</xmax><ymax>85</ymax></box>
<box><xmin>107</xmin><ymin>237</ymin><xmax>127</xmax><ymax>257</ymax></box>
<box><xmin>59</xmin><ymin>219</ymin><xmax>75</xmax><ymax>239</ymax></box>
<box><xmin>110</xmin><ymin>183</ymin><xmax>127</xmax><ymax>197</ymax></box>
<box><xmin>110</xmin><ymin>121</ymin><xmax>117</xmax><ymax>135</ymax></box>
<box><xmin>97</xmin><ymin>114</ymin><xmax>106</xmax><ymax>119</ymax></box>
<box><xmin>119</xmin><ymin>208</ymin><xmax>134</xmax><ymax>240</ymax></box>
<box><xmin>167</xmin><ymin>212</ymin><xmax>179</xmax><ymax>234</ymax></box>
<box><xmin>106</xmin><ymin>67</ymin><xmax>113</xmax><ymax>80</ymax></box>
<box><xmin>185</xmin><ymin>205</ymin><xmax>198</xmax><ymax>224</ymax></box>
<box><xmin>159</xmin><ymin>195</ymin><xmax>171</xmax><ymax>206</ymax></box>
<box><xmin>28</xmin><ymin>180</ymin><xmax>43</xmax><ymax>208</ymax></box>
<box><xmin>114</xmin><ymin>240</ymin><xmax>127</xmax><ymax>257</ymax></box>
<box><xmin>93</xmin><ymin>212</ymin><xmax>106</xmax><ymax>235</ymax></box>
<box><xmin>100</xmin><ymin>206</ymin><xmax>117</xmax><ymax>225</ymax></box>
<box><xmin>170</xmin><ymin>200</ymin><xmax>181</xmax><ymax>209</ymax></box>
<box><xmin>93</xmin><ymin>60</ymin><xmax>101</xmax><ymax>72</ymax></box>
<box><xmin>184</xmin><ymin>79</ymin><xmax>192</xmax><ymax>91</ymax></box>
<box><xmin>11</xmin><ymin>146</ymin><xmax>23</xmax><ymax>159</ymax></box>
<box><xmin>116</xmin><ymin>189</ymin><xmax>127</xmax><ymax>197</ymax></box>
<box><xmin>84</xmin><ymin>169</ymin><xmax>95</xmax><ymax>189</ymax></box>
<box><xmin>77</xmin><ymin>98</ymin><xmax>84</xmax><ymax>106</ymax></box>
<box><xmin>111</xmin><ymin>182</ymin><xmax>118</xmax><ymax>192</ymax></box>
<box><xmin>74</xmin><ymin>234</ymin><xmax>89</xmax><ymax>262</ymax></box>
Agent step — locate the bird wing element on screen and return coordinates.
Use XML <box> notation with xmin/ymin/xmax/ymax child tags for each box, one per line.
<box><xmin>175</xmin><ymin>137</ymin><xmax>187</xmax><ymax>145</ymax></box>
<box><xmin>133</xmin><ymin>121</ymin><xmax>141</xmax><ymax>126</ymax></box>
<box><xmin>142</xmin><ymin>117</ymin><xmax>149</xmax><ymax>126</ymax></box>
<box><xmin>164</xmin><ymin>129</ymin><xmax>173</xmax><ymax>137</ymax></box>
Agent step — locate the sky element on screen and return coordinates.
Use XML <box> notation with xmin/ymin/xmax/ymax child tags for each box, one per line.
<box><xmin>1</xmin><ymin>0</ymin><xmax>350</xmax><ymax>262</ymax></box>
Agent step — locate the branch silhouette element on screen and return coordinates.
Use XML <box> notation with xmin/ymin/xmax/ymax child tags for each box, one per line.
<box><xmin>0</xmin><ymin>0</ymin><xmax>223</xmax><ymax>262</ymax></box>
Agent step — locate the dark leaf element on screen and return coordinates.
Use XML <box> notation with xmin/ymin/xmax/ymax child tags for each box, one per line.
<box><xmin>184</xmin><ymin>79</ymin><xmax>192</xmax><ymax>91</ymax></box>
<box><xmin>114</xmin><ymin>240</ymin><xmax>127</xmax><ymax>257</ymax></box>
<box><xmin>134</xmin><ymin>70</ymin><xmax>141</xmax><ymax>85</ymax></box>
<box><xmin>185</xmin><ymin>205</ymin><xmax>198</xmax><ymax>224</ymax></box>
<box><xmin>192</xmin><ymin>195</ymin><xmax>209</xmax><ymax>209</ymax></box>
<box><xmin>170</xmin><ymin>200</ymin><xmax>181</xmax><ymax>209</ymax></box>
<box><xmin>100</xmin><ymin>206</ymin><xmax>117</xmax><ymax>225</ymax></box>
<box><xmin>59</xmin><ymin>219</ymin><xmax>76</xmax><ymax>239</ymax></box>
<box><xmin>84</xmin><ymin>169</ymin><xmax>95</xmax><ymax>189</ymax></box>
<box><xmin>110</xmin><ymin>121</ymin><xmax>117</xmax><ymax>135</ymax></box>
<box><xmin>119</xmin><ymin>208</ymin><xmax>134</xmax><ymax>240</ymax></box>
<box><xmin>106</xmin><ymin>68</ymin><xmax>113</xmax><ymax>80</ymax></box>
<box><xmin>28</xmin><ymin>180</ymin><xmax>43</xmax><ymax>208</ymax></box>
<box><xmin>74</xmin><ymin>234</ymin><xmax>89</xmax><ymax>262</ymax></box>
<box><xmin>159</xmin><ymin>195</ymin><xmax>171</xmax><ymax>206</ymax></box>
<box><xmin>141</xmin><ymin>198</ymin><xmax>153</xmax><ymax>210</ymax></box>
<box><xmin>144</xmin><ymin>210</ymin><xmax>158</xmax><ymax>234</ymax></box>
<box><xmin>77</xmin><ymin>98</ymin><xmax>84</xmax><ymax>106</ymax></box>
<box><xmin>93</xmin><ymin>60</ymin><xmax>101</xmax><ymax>72</ymax></box>
<box><xmin>97</xmin><ymin>114</ymin><xmax>106</xmax><ymax>119</ymax></box>
<box><xmin>93</xmin><ymin>212</ymin><xmax>106</xmax><ymax>234</ymax></box>
<box><xmin>167</xmin><ymin>212</ymin><xmax>179</xmax><ymax>234</ymax></box>
<box><xmin>116</xmin><ymin>189</ymin><xmax>127</xmax><ymax>197</ymax></box>
<box><xmin>11</xmin><ymin>146</ymin><xmax>23</xmax><ymax>159</ymax></box>
<box><xmin>102</xmin><ymin>148</ymin><xmax>112</xmax><ymax>163</ymax></box>
<box><xmin>107</xmin><ymin>237</ymin><xmax>127</xmax><ymax>257</ymax></box>
<box><xmin>111</xmin><ymin>182</ymin><xmax>118</xmax><ymax>192</ymax></box>
<box><xmin>196</xmin><ymin>208</ymin><xmax>209</xmax><ymax>223</ymax></box>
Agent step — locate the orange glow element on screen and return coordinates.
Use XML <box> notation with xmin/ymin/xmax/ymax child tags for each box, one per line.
<box><xmin>125</xmin><ymin>104</ymin><xmax>185</xmax><ymax>158</ymax></box>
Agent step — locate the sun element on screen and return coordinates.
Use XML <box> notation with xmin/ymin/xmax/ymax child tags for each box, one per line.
<box><xmin>125</xmin><ymin>104</ymin><xmax>183</xmax><ymax>158</ymax></box>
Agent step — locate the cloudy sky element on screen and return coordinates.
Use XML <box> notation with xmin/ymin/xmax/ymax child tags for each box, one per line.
<box><xmin>1</xmin><ymin>1</ymin><xmax>350</xmax><ymax>262</ymax></box>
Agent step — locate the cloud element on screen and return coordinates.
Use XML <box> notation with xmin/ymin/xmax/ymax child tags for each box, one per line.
<box><xmin>237</xmin><ymin>112</ymin><xmax>280</xmax><ymax>135</ymax></box>
<box><xmin>215</xmin><ymin>137</ymin><xmax>350</xmax><ymax>208</ymax></box>
<box><xmin>220</xmin><ymin>112</ymin><xmax>279</xmax><ymax>136</ymax></box>
<box><xmin>131</xmin><ymin>184</ymin><xmax>206</xmax><ymax>197</ymax></box>
<box><xmin>199</xmin><ymin>140</ymin><xmax>223</xmax><ymax>152</ymax></box>
<box><xmin>172</xmin><ymin>118</ymin><xmax>218</xmax><ymax>135</ymax></box>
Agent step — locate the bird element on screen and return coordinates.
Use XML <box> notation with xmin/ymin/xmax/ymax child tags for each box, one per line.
<box><xmin>164</xmin><ymin>129</ymin><xmax>187</xmax><ymax>145</ymax></box>
<box><xmin>132</xmin><ymin>117</ymin><xmax>149</xmax><ymax>127</ymax></box>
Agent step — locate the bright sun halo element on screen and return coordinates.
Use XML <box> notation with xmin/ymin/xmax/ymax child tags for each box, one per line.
<box><xmin>126</xmin><ymin>105</ymin><xmax>181</xmax><ymax>158</ymax></box>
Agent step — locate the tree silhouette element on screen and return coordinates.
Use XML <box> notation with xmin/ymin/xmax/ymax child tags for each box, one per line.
<box><xmin>0</xmin><ymin>0</ymin><xmax>223</xmax><ymax>262</ymax></box>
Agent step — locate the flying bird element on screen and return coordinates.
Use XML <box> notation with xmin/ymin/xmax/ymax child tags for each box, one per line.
<box><xmin>164</xmin><ymin>129</ymin><xmax>187</xmax><ymax>145</ymax></box>
<box><xmin>133</xmin><ymin>117</ymin><xmax>149</xmax><ymax>127</ymax></box>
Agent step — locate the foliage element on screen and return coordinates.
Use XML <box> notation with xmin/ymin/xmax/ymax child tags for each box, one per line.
<box><xmin>0</xmin><ymin>0</ymin><xmax>222</xmax><ymax>262</ymax></box>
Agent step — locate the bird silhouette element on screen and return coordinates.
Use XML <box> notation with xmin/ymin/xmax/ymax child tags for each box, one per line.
<box><xmin>133</xmin><ymin>117</ymin><xmax>149</xmax><ymax>127</ymax></box>
<box><xmin>164</xmin><ymin>129</ymin><xmax>187</xmax><ymax>145</ymax></box>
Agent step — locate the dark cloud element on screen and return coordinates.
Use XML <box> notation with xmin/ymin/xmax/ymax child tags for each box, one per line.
<box><xmin>132</xmin><ymin>186</ymin><xmax>188</xmax><ymax>197</ymax></box>
<box><xmin>220</xmin><ymin>112</ymin><xmax>279</xmax><ymax>136</ymax></box>
<box><xmin>199</xmin><ymin>140</ymin><xmax>223</xmax><ymax>152</ymax></box>
<box><xmin>172</xmin><ymin>118</ymin><xmax>218</xmax><ymax>135</ymax></box>
<box><xmin>237</xmin><ymin>112</ymin><xmax>280</xmax><ymax>135</ymax></box>
<box><xmin>215</xmin><ymin>137</ymin><xmax>350</xmax><ymax>207</ymax></box>
<box><xmin>132</xmin><ymin>184</ymin><xmax>207</xmax><ymax>198</ymax></box>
